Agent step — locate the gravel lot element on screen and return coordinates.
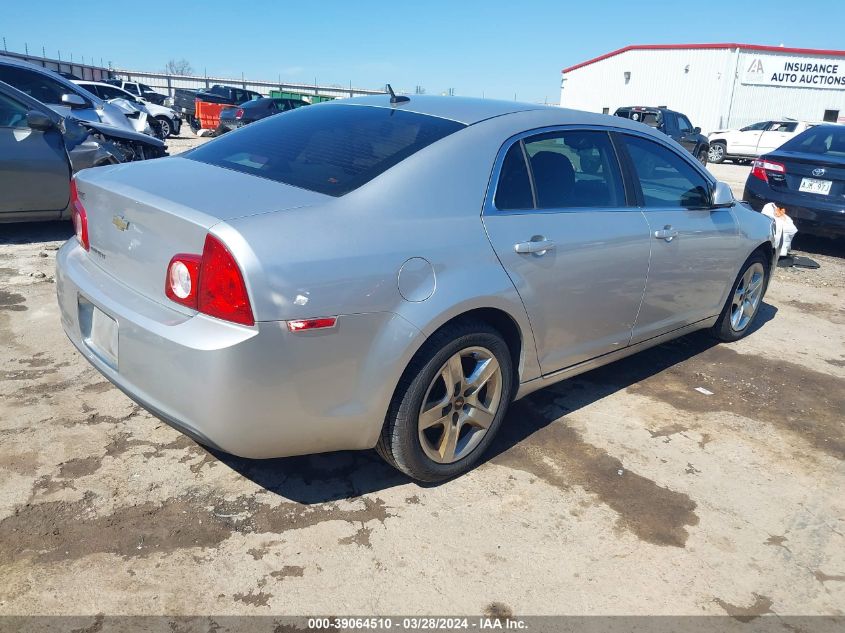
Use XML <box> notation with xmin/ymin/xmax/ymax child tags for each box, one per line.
<box><xmin>1</xmin><ymin>138</ymin><xmax>843</xmax><ymax>620</ymax></box>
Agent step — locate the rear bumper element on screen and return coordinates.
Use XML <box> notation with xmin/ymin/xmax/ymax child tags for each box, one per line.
<box><xmin>56</xmin><ymin>241</ymin><xmax>423</xmax><ymax>458</ymax></box>
<box><xmin>744</xmin><ymin>178</ymin><xmax>845</xmax><ymax>238</ymax></box>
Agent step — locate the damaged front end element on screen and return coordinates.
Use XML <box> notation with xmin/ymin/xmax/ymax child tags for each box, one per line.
<box><xmin>63</xmin><ymin>117</ymin><xmax>167</xmax><ymax>170</ymax></box>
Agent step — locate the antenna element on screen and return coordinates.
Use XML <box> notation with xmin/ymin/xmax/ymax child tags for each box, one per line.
<box><xmin>386</xmin><ymin>84</ymin><xmax>410</xmax><ymax>104</ymax></box>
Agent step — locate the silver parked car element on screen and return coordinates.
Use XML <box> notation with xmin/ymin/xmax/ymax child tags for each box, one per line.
<box><xmin>56</xmin><ymin>96</ymin><xmax>776</xmax><ymax>481</ymax></box>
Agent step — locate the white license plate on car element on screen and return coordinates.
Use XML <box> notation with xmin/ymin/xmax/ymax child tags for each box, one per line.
<box><xmin>799</xmin><ymin>177</ymin><xmax>832</xmax><ymax>195</ymax></box>
<box><xmin>78</xmin><ymin>296</ymin><xmax>118</xmax><ymax>368</ymax></box>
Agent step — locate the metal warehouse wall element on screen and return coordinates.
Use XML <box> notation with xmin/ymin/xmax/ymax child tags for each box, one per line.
<box><xmin>728</xmin><ymin>50</ymin><xmax>845</xmax><ymax>129</ymax></box>
<box><xmin>561</xmin><ymin>48</ymin><xmax>736</xmax><ymax>133</ymax></box>
<box><xmin>561</xmin><ymin>47</ymin><xmax>845</xmax><ymax>134</ymax></box>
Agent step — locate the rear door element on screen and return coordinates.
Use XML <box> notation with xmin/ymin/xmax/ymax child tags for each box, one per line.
<box><xmin>483</xmin><ymin>128</ymin><xmax>651</xmax><ymax>374</ymax></box>
<box><xmin>0</xmin><ymin>91</ymin><xmax>70</xmax><ymax>214</ymax></box>
<box><xmin>617</xmin><ymin>133</ymin><xmax>739</xmax><ymax>342</ymax></box>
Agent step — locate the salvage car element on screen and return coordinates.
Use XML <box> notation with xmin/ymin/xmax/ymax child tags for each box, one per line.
<box><xmin>57</xmin><ymin>96</ymin><xmax>776</xmax><ymax>481</ymax></box>
<box><xmin>615</xmin><ymin>106</ymin><xmax>710</xmax><ymax>165</ymax></box>
<box><xmin>0</xmin><ymin>80</ymin><xmax>166</xmax><ymax>223</ymax></box>
<box><xmin>216</xmin><ymin>97</ymin><xmax>309</xmax><ymax>133</ymax></box>
<box><xmin>75</xmin><ymin>80</ymin><xmax>182</xmax><ymax>138</ymax></box>
<box><xmin>0</xmin><ymin>56</ymin><xmax>140</xmax><ymax>133</ymax></box>
<box><xmin>105</xmin><ymin>79</ymin><xmax>168</xmax><ymax>106</ymax></box>
<box><xmin>743</xmin><ymin>124</ymin><xmax>845</xmax><ymax>239</ymax></box>
<box><xmin>708</xmin><ymin>120</ymin><xmax>817</xmax><ymax>164</ymax></box>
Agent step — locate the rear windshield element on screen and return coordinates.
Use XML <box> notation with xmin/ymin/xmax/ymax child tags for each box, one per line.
<box><xmin>780</xmin><ymin>126</ymin><xmax>845</xmax><ymax>157</ymax></box>
<box><xmin>185</xmin><ymin>104</ymin><xmax>465</xmax><ymax>196</ymax></box>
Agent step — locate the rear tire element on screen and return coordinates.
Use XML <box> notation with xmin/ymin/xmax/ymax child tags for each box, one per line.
<box><xmin>708</xmin><ymin>142</ymin><xmax>726</xmax><ymax>164</ymax></box>
<box><xmin>376</xmin><ymin>321</ymin><xmax>514</xmax><ymax>482</ymax></box>
<box><xmin>712</xmin><ymin>252</ymin><xmax>770</xmax><ymax>342</ymax></box>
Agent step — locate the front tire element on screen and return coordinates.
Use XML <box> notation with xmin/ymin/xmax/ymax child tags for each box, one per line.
<box><xmin>697</xmin><ymin>148</ymin><xmax>708</xmax><ymax>166</ymax></box>
<box><xmin>713</xmin><ymin>252</ymin><xmax>770</xmax><ymax>342</ymax></box>
<box><xmin>708</xmin><ymin>142</ymin><xmax>726</xmax><ymax>164</ymax></box>
<box><xmin>377</xmin><ymin>321</ymin><xmax>514</xmax><ymax>482</ymax></box>
<box><xmin>155</xmin><ymin>116</ymin><xmax>172</xmax><ymax>138</ymax></box>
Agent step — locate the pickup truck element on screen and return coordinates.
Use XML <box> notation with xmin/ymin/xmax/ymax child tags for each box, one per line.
<box><xmin>614</xmin><ymin>106</ymin><xmax>710</xmax><ymax>165</ymax></box>
<box><xmin>173</xmin><ymin>85</ymin><xmax>264</xmax><ymax>132</ymax></box>
<box><xmin>706</xmin><ymin>120</ymin><xmax>817</xmax><ymax>164</ymax></box>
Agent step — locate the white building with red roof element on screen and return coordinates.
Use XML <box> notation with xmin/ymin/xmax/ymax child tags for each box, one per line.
<box><xmin>560</xmin><ymin>43</ymin><xmax>845</xmax><ymax>133</ymax></box>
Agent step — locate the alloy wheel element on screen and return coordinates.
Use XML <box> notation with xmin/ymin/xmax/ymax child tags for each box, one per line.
<box><xmin>418</xmin><ymin>346</ymin><xmax>503</xmax><ymax>464</ymax></box>
<box><xmin>158</xmin><ymin>118</ymin><xmax>171</xmax><ymax>138</ymax></box>
<box><xmin>730</xmin><ymin>263</ymin><xmax>765</xmax><ymax>332</ymax></box>
<box><xmin>708</xmin><ymin>144</ymin><xmax>724</xmax><ymax>162</ymax></box>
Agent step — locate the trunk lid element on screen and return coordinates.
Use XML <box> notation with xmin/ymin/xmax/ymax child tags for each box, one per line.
<box><xmin>766</xmin><ymin>150</ymin><xmax>845</xmax><ymax>199</ymax></box>
<box><xmin>75</xmin><ymin>156</ymin><xmax>328</xmax><ymax>312</ymax></box>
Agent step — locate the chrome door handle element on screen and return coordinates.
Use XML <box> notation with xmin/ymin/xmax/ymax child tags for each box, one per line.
<box><xmin>514</xmin><ymin>238</ymin><xmax>556</xmax><ymax>254</ymax></box>
<box><xmin>654</xmin><ymin>226</ymin><xmax>679</xmax><ymax>242</ymax></box>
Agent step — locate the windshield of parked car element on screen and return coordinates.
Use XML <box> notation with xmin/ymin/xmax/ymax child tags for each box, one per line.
<box><xmin>185</xmin><ymin>104</ymin><xmax>466</xmax><ymax>196</ymax></box>
<box><xmin>780</xmin><ymin>126</ymin><xmax>845</xmax><ymax>157</ymax></box>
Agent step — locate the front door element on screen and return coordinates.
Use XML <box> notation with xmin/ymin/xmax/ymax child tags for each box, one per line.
<box><xmin>483</xmin><ymin>129</ymin><xmax>651</xmax><ymax>374</ymax></box>
<box><xmin>616</xmin><ymin>133</ymin><xmax>739</xmax><ymax>343</ymax></box>
<box><xmin>0</xmin><ymin>92</ymin><xmax>70</xmax><ymax>215</ymax></box>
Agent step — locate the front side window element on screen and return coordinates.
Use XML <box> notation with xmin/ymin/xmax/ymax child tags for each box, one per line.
<box><xmin>741</xmin><ymin>121</ymin><xmax>769</xmax><ymax>132</ymax></box>
<box><xmin>186</xmin><ymin>104</ymin><xmax>465</xmax><ymax>196</ymax></box>
<box><xmin>677</xmin><ymin>116</ymin><xmax>692</xmax><ymax>134</ymax></box>
<box><xmin>0</xmin><ymin>92</ymin><xmax>30</xmax><ymax>128</ymax></box>
<box><xmin>622</xmin><ymin>135</ymin><xmax>710</xmax><ymax>209</ymax></box>
<box><xmin>522</xmin><ymin>130</ymin><xmax>625</xmax><ymax>209</ymax></box>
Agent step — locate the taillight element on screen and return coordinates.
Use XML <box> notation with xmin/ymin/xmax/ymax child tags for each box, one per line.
<box><xmin>751</xmin><ymin>159</ymin><xmax>786</xmax><ymax>183</ymax></box>
<box><xmin>235</xmin><ymin>108</ymin><xmax>244</xmax><ymax>119</ymax></box>
<box><xmin>70</xmin><ymin>180</ymin><xmax>89</xmax><ymax>251</ymax></box>
<box><xmin>165</xmin><ymin>254</ymin><xmax>201</xmax><ymax>308</ymax></box>
<box><xmin>165</xmin><ymin>235</ymin><xmax>254</xmax><ymax>326</ymax></box>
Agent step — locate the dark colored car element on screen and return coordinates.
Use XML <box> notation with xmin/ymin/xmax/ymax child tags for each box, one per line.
<box><xmin>615</xmin><ymin>106</ymin><xmax>710</xmax><ymax>165</ymax></box>
<box><xmin>217</xmin><ymin>97</ymin><xmax>309</xmax><ymax>133</ymax></box>
<box><xmin>0</xmin><ymin>80</ymin><xmax>166</xmax><ymax>223</ymax></box>
<box><xmin>743</xmin><ymin>124</ymin><xmax>845</xmax><ymax>239</ymax></box>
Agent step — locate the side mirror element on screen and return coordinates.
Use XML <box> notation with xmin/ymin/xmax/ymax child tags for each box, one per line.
<box><xmin>26</xmin><ymin>110</ymin><xmax>55</xmax><ymax>131</ymax></box>
<box><xmin>711</xmin><ymin>181</ymin><xmax>734</xmax><ymax>208</ymax></box>
<box><xmin>61</xmin><ymin>93</ymin><xmax>87</xmax><ymax>108</ymax></box>
<box><xmin>693</xmin><ymin>126</ymin><xmax>702</xmax><ymax>135</ymax></box>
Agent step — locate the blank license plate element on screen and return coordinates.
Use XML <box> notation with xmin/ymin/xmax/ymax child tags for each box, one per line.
<box><xmin>799</xmin><ymin>177</ymin><xmax>832</xmax><ymax>195</ymax></box>
<box><xmin>78</xmin><ymin>296</ymin><xmax>118</xmax><ymax>368</ymax></box>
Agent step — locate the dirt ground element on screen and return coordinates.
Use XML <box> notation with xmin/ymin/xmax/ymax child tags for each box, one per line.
<box><xmin>1</xmin><ymin>141</ymin><xmax>843</xmax><ymax>620</ymax></box>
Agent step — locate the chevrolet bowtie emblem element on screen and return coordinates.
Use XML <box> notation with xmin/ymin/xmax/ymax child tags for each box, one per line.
<box><xmin>112</xmin><ymin>215</ymin><xmax>130</xmax><ymax>231</ymax></box>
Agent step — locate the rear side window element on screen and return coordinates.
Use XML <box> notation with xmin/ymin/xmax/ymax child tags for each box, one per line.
<box><xmin>523</xmin><ymin>130</ymin><xmax>625</xmax><ymax>209</ymax></box>
<box><xmin>186</xmin><ymin>104</ymin><xmax>466</xmax><ymax>196</ymax></box>
<box><xmin>622</xmin><ymin>135</ymin><xmax>710</xmax><ymax>208</ymax></box>
<box><xmin>494</xmin><ymin>143</ymin><xmax>533</xmax><ymax>210</ymax></box>
<box><xmin>0</xmin><ymin>66</ymin><xmax>71</xmax><ymax>105</ymax></box>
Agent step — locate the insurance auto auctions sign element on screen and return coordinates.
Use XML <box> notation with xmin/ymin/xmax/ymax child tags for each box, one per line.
<box><xmin>742</xmin><ymin>54</ymin><xmax>845</xmax><ymax>90</ymax></box>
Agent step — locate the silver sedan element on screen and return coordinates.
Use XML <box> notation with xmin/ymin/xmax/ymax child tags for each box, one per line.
<box><xmin>56</xmin><ymin>96</ymin><xmax>776</xmax><ymax>481</ymax></box>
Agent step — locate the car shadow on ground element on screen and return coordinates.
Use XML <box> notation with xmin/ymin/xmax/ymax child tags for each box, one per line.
<box><xmin>792</xmin><ymin>234</ymin><xmax>844</xmax><ymax>259</ymax></box>
<box><xmin>0</xmin><ymin>220</ymin><xmax>73</xmax><ymax>245</ymax></box>
<box><xmin>216</xmin><ymin>303</ymin><xmax>777</xmax><ymax>504</ymax></box>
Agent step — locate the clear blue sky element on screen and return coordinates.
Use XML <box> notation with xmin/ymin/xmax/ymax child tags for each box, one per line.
<box><xmin>2</xmin><ymin>0</ymin><xmax>843</xmax><ymax>102</ymax></box>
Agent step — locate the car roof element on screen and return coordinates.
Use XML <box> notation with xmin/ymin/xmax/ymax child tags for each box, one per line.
<box><xmin>331</xmin><ymin>94</ymin><xmax>553</xmax><ymax>125</ymax></box>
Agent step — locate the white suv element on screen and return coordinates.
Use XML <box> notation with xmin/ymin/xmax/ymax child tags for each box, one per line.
<box><xmin>707</xmin><ymin>120</ymin><xmax>816</xmax><ymax>164</ymax></box>
<box><xmin>76</xmin><ymin>81</ymin><xmax>181</xmax><ymax>138</ymax></box>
